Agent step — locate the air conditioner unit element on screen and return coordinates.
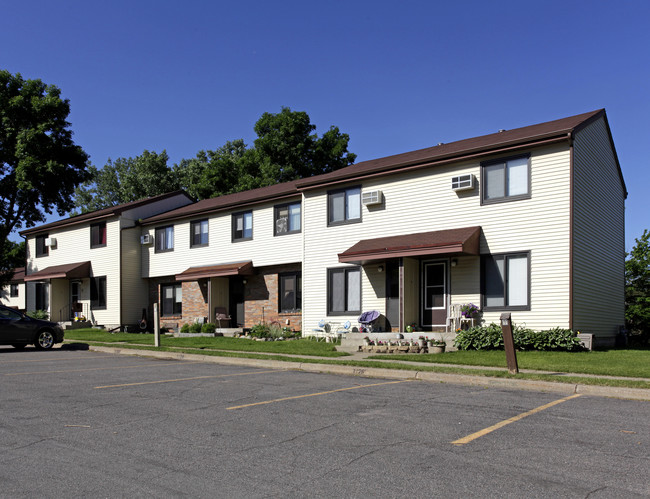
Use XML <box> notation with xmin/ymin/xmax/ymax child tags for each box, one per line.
<box><xmin>140</xmin><ymin>234</ymin><xmax>151</xmax><ymax>245</ymax></box>
<box><xmin>362</xmin><ymin>190</ymin><xmax>383</xmax><ymax>206</ymax></box>
<box><xmin>44</xmin><ymin>237</ymin><xmax>57</xmax><ymax>248</ymax></box>
<box><xmin>451</xmin><ymin>174</ymin><xmax>475</xmax><ymax>191</ymax></box>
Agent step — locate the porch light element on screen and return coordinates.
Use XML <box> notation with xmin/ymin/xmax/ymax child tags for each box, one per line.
<box><xmin>451</xmin><ymin>259</ymin><xmax>458</xmax><ymax>267</ymax></box>
<box><xmin>378</xmin><ymin>265</ymin><xmax>384</xmax><ymax>272</ymax></box>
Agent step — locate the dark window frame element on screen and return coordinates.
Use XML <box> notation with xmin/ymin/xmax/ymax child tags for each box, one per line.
<box><xmin>481</xmin><ymin>251</ymin><xmax>531</xmax><ymax>311</ymax></box>
<box><xmin>35</xmin><ymin>235</ymin><xmax>49</xmax><ymax>258</ymax></box>
<box><xmin>327</xmin><ymin>266</ymin><xmax>362</xmax><ymax>316</ymax></box>
<box><xmin>10</xmin><ymin>284</ymin><xmax>19</xmax><ymax>298</ymax></box>
<box><xmin>160</xmin><ymin>283</ymin><xmax>182</xmax><ymax>317</ymax></box>
<box><xmin>190</xmin><ymin>219</ymin><xmax>209</xmax><ymax>248</ymax></box>
<box><xmin>279</xmin><ymin>272</ymin><xmax>302</xmax><ymax>313</ymax></box>
<box><xmin>274</xmin><ymin>202</ymin><xmax>302</xmax><ymax>236</ymax></box>
<box><xmin>155</xmin><ymin>225</ymin><xmax>174</xmax><ymax>253</ymax></box>
<box><xmin>90</xmin><ymin>276</ymin><xmax>107</xmax><ymax>310</ymax></box>
<box><xmin>232</xmin><ymin>211</ymin><xmax>253</xmax><ymax>242</ymax></box>
<box><xmin>90</xmin><ymin>222</ymin><xmax>107</xmax><ymax>249</ymax></box>
<box><xmin>480</xmin><ymin>154</ymin><xmax>531</xmax><ymax>205</ymax></box>
<box><xmin>327</xmin><ymin>185</ymin><xmax>362</xmax><ymax>227</ymax></box>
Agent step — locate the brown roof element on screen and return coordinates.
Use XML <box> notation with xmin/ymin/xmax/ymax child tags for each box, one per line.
<box><xmin>142</xmin><ymin>182</ymin><xmax>301</xmax><ymax>226</ymax></box>
<box><xmin>20</xmin><ymin>191</ymin><xmax>193</xmax><ymax>236</ymax></box>
<box><xmin>24</xmin><ymin>261</ymin><xmax>92</xmax><ymax>281</ymax></box>
<box><xmin>10</xmin><ymin>267</ymin><xmax>26</xmax><ymax>283</ymax></box>
<box><xmin>297</xmin><ymin>109</ymin><xmax>618</xmax><ymax>189</ymax></box>
<box><xmin>338</xmin><ymin>227</ymin><xmax>481</xmax><ymax>264</ymax></box>
<box><xmin>175</xmin><ymin>261</ymin><xmax>254</xmax><ymax>281</ymax></box>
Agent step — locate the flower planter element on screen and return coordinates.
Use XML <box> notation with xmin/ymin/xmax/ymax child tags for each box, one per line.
<box><xmin>430</xmin><ymin>345</ymin><xmax>445</xmax><ymax>354</ymax></box>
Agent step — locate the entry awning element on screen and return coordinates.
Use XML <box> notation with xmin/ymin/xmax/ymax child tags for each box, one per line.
<box><xmin>338</xmin><ymin>226</ymin><xmax>481</xmax><ymax>264</ymax></box>
<box><xmin>23</xmin><ymin>261</ymin><xmax>92</xmax><ymax>281</ymax></box>
<box><xmin>175</xmin><ymin>261</ymin><xmax>254</xmax><ymax>281</ymax></box>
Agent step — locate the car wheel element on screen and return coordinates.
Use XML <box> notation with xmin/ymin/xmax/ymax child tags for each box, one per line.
<box><xmin>12</xmin><ymin>344</ymin><xmax>26</xmax><ymax>349</ymax></box>
<box><xmin>34</xmin><ymin>330</ymin><xmax>55</xmax><ymax>350</ymax></box>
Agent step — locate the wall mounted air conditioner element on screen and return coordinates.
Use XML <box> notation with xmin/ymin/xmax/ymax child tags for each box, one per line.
<box><xmin>451</xmin><ymin>174</ymin><xmax>475</xmax><ymax>191</ymax></box>
<box><xmin>44</xmin><ymin>237</ymin><xmax>57</xmax><ymax>248</ymax></box>
<box><xmin>362</xmin><ymin>190</ymin><xmax>383</xmax><ymax>206</ymax></box>
<box><xmin>140</xmin><ymin>234</ymin><xmax>151</xmax><ymax>245</ymax></box>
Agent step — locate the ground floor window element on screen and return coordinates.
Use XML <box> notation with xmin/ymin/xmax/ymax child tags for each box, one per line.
<box><xmin>10</xmin><ymin>284</ymin><xmax>19</xmax><ymax>297</ymax></box>
<box><xmin>91</xmin><ymin>276</ymin><xmax>107</xmax><ymax>309</ymax></box>
<box><xmin>327</xmin><ymin>267</ymin><xmax>361</xmax><ymax>315</ymax></box>
<box><xmin>161</xmin><ymin>283</ymin><xmax>182</xmax><ymax>316</ymax></box>
<box><xmin>482</xmin><ymin>252</ymin><xmax>530</xmax><ymax>310</ymax></box>
<box><xmin>279</xmin><ymin>273</ymin><xmax>301</xmax><ymax>313</ymax></box>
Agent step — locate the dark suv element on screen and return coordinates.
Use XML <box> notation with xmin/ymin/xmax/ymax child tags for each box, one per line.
<box><xmin>0</xmin><ymin>305</ymin><xmax>65</xmax><ymax>350</ymax></box>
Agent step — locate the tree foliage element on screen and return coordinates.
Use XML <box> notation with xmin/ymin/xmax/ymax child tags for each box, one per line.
<box><xmin>0</xmin><ymin>70</ymin><xmax>89</xmax><ymax>286</ymax></box>
<box><xmin>73</xmin><ymin>150</ymin><xmax>179</xmax><ymax>212</ymax></box>
<box><xmin>625</xmin><ymin>229</ymin><xmax>650</xmax><ymax>340</ymax></box>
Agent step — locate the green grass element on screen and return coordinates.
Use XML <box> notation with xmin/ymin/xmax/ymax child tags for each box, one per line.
<box><xmin>366</xmin><ymin>348</ymin><xmax>650</xmax><ymax>378</ymax></box>
<box><xmin>63</xmin><ymin>329</ymin><xmax>349</xmax><ymax>357</ymax></box>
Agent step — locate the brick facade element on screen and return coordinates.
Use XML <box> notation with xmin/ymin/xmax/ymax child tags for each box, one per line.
<box><xmin>181</xmin><ymin>279</ymin><xmax>209</xmax><ymax>324</ymax></box>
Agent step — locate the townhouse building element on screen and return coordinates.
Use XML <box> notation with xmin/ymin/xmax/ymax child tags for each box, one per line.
<box><xmin>1</xmin><ymin>267</ymin><xmax>26</xmax><ymax>311</ymax></box>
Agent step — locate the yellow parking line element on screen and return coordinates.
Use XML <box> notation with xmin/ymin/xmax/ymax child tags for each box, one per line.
<box><xmin>5</xmin><ymin>362</ymin><xmax>190</xmax><ymax>376</ymax></box>
<box><xmin>227</xmin><ymin>380</ymin><xmax>412</xmax><ymax>410</ymax></box>
<box><xmin>451</xmin><ymin>393</ymin><xmax>582</xmax><ymax>446</ymax></box>
<box><xmin>94</xmin><ymin>369</ymin><xmax>284</xmax><ymax>389</ymax></box>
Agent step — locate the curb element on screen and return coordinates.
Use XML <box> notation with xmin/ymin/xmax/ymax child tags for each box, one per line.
<box><xmin>87</xmin><ymin>345</ymin><xmax>650</xmax><ymax>401</ymax></box>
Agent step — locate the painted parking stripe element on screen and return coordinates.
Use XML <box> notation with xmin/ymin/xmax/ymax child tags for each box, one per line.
<box><xmin>5</xmin><ymin>362</ymin><xmax>198</xmax><ymax>376</ymax></box>
<box><xmin>227</xmin><ymin>380</ymin><xmax>412</xmax><ymax>410</ymax></box>
<box><xmin>0</xmin><ymin>355</ymin><xmax>114</xmax><ymax>365</ymax></box>
<box><xmin>451</xmin><ymin>393</ymin><xmax>583</xmax><ymax>446</ymax></box>
<box><xmin>94</xmin><ymin>369</ymin><xmax>284</xmax><ymax>389</ymax></box>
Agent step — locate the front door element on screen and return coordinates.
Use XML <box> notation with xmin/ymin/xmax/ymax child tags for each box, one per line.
<box><xmin>70</xmin><ymin>281</ymin><xmax>81</xmax><ymax>319</ymax></box>
<box><xmin>422</xmin><ymin>261</ymin><xmax>447</xmax><ymax>328</ymax></box>
<box><xmin>229</xmin><ymin>278</ymin><xmax>245</xmax><ymax>328</ymax></box>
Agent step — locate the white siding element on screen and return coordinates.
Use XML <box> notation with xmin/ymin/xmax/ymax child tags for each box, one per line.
<box><xmin>144</xmin><ymin>200</ymin><xmax>304</xmax><ymax>278</ymax></box>
<box><xmin>1</xmin><ymin>282</ymin><xmax>25</xmax><ymax>309</ymax></box>
<box><xmin>572</xmin><ymin>117</ymin><xmax>626</xmax><ymax>340</ymax></box>
<box><xmin>303</xmin><ymin>144</ymin><xmax>573</xmax><ymax>332</ymax></box>
<box><xmin>120</xmin><ymin>226</ymin><xmax>149</xmax><ymax>325</ymax></box>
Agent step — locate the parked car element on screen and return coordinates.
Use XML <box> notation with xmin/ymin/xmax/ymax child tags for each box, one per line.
<box><xmin>0</xmin><ymin>304</ymin><xmax>64</xmax><ymax>350</ymax></box>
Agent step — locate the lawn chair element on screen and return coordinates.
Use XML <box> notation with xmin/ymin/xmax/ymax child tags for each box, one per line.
<box><xmin>214</xmin><ymin>307</ymin><xmax>231</xmax><ymax>329</ymax></box>
<box><xmin>358</xmin><ymin>310</ymin><xmax>380</xmax><ymax>333</ymax></box>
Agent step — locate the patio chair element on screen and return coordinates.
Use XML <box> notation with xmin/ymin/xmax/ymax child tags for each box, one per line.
<box><xmin>358</xmin><ymin>310</ymin><xmax>380</xmax><ymax>333</ymax></box>
<box><xmin>214</xmin><ymin>307</ymin><xmax>232</xmax><ymax>329</ymax></box>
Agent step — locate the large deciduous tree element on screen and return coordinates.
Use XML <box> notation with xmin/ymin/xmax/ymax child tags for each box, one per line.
<box><xmin>0</xmin><ymin>70</ymin><xmax>89</xmax><ymax>287</ymax></box>
<box><xmin>625</xmin><ymin>229</ymin><xmax>650</xmax><ymax>343</ymax></box>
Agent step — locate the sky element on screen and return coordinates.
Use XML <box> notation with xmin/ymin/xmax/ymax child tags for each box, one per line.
<box><xmin>2</xmin><ymin>0</ymin><xmax>648</xmax><ymax>251</ymax></box>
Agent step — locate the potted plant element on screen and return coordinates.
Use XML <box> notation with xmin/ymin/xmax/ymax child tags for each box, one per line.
<box><xmin>428</xmin><ymin>335</ymin><xmax>446</xmax><ymax>354</ymax></box>
<box><xmin>460</xmin><ymin>303</ymin><xmax>479</xmax><ymax>319</ymax></box>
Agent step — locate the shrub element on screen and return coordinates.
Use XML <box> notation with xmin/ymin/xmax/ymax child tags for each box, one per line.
<box><xmin>180</xmin><ymin>323</ymin><xmax>190</xmax><ymax>333</ymax></box>
<box><xmin>27</xmin><ymin>309</ymin><xmax>49</xmax><ymax>320</ymax></box>
<box><xmin>201</xmin><ymin>322</ymin><xmax>216</xmax><ymax>334</ymax></box>
<box><xmin>250</xmin><ymin>323</ymin><xmax>270</xmax><ymax>338</ymax></box>
<box><xmin>454</xmin><ymin>323</ymin><xmax>504</xmax><ymax>350</ymax></box>
<box><xmin>189</xmin><ymin>322</ymin><xmax>202</xmax><ymax>334</ymax></box>
<box><xmin>455</xmin><ymin>324</ymin><xmax>585</xmax><ymax>352</ymax></box>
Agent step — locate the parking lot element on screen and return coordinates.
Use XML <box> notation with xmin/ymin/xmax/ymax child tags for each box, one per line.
<box><xmin>1</xmin><ymin>346</ymin><xmax>648</xmax><ymax>497</ymax></box>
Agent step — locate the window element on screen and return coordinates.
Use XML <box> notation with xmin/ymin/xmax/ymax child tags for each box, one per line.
<box><xmin>36</xmin><ymin>235</ymin><xmax>49</xmax><ymax>257</ymax></box>
<box><xmin>232</xmin><ymin>211</ymin><xmax>253</xmax><ymax>241</ymax></box>
<box><xmin>274</xmin><ymin>202</ymin><xmax>301</xmax><ymax>236</ymax></box>
<box><xmin>481</xmin><ymin>155</ymin><xmax>530</xmax><ymax>204</ymax></box>
<box><xmin>328</xmin><ymin>186</ymin><xmax>361</xmax><ymax>226</ymax></box>
<box><xmin>482</xmin><ymin>252</ymin><xmax>530</xmax><ymax>310</ymax></box>
<box><xmin>35</xmin><ymin>282</ymin><xmax>48</xmax><ymax>310</ymax></box>
<box><xmin>155</xmin><ymin>226</ymin><xmax>174</xmax><ymax>253</ymax></box>
<box><xmin>279</xmin><ymin>273</ymin><xmax>301</xmax><ymax>313</ymax></box>
<box><xmin>161</xmin><ymin>284</ymin><xmax>182</xmax><ymax>316</ymax></box>
<box><xmin>327</xmin><ymin>267</ymin><xmax>361</xmax><ymax>315</ymax></box>
<box><xmin>10</xmin><ymin>284</ymin><xmax>19</xmax><ymax>298</ymax></box>
<box><xmin>190</xmin><ymin>219</ymin><xmax>209</xmax><ymax>247</ymax></box>
<box><xmin>91</xmin><ymin>276</ymin><xmax>107</xmax><ymax>309</ymax></box>
<box><xmin>90</xmin><ymin>222</ymin><xmax>107</xmax><ymax>248</ymax></box>
<box><xmin>0</xmin><ymin>307</ymin><xmax>22</xmax><ymax>320</ymax></box>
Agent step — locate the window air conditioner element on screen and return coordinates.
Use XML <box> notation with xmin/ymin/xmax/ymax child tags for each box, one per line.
<box><xmin>44</xmin><ymin>237</ymin><xmax>57</xmax><ymax>248</ymax></box>
<box><xmin>362</xmin><ymin>190</ymin><xmax>383</xmax><ymax>206</ymax></box>
<box><xmin>451</xmin><ymin>174</ymin><xmax>475</xmax><ymax>191</ymax></box>
<box><xmin>140</xmin><ymin>234</ymin><xmax>151</xmax><ymax>245</ymax></box>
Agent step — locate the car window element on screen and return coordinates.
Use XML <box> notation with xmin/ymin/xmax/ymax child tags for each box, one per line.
<box><xmin>0</xmin><ymin>308</ymin><xmax>22</xmax><ymax>320</ymax></box>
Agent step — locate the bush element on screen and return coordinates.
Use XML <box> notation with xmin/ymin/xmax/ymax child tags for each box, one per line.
<box><xmin>250</xmin><ymin>323</ymin><xmax>270</xmax><ymax>338</ymax></box>
<box><xmin>454</xmin><ymin>323</ymin><xmax>585</xmax><ymax>352</ymax></box>
<box><xmin>180</xmin><ymin>323</ymin><xmax>190</xmax><ymax>333</ymax></box>
<box><xmin>189</xmin><ymin>322</ymin><xmax>202</xmax><ymax>334</ymax></box>
<box><xmin>201</xmin><ymin>322</ymin><xmax>216</xmax><ymax>334</ymax></box>
<box><xmin>27</xmin><ymin>309</ymin><xmax>49</xmax><ymax>320</ymax></box>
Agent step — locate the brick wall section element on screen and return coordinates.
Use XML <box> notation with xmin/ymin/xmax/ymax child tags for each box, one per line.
<box><xmin>244</xmin><ymin>263</ymin><xmax>302</xmax><ymax>332</ymax></box>
<box><xmin>181</xmin><ymin>280</ymin><xmax>208</xmax><ymax>325</ymax></box>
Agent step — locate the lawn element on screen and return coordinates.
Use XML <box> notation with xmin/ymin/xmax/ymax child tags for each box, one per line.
<box><xmin>63</xmin><ymin>329</ymin><xmax>349</xmax><ymax>357</ymax></box>
<box><xmin>367</xmin><ymin>348</ymin><xmax>650</xmax><ymax>378</ymax></box>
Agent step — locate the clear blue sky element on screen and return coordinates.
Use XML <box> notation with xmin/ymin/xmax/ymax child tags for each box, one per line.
<box><xmin>3</xmin><ymin>0</ymin><xmax>648</xmax><ymax>251</ymax></box>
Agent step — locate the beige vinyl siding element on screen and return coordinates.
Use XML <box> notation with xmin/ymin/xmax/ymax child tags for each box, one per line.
<box><xmin>144</xmin><ymin>200</ymin><xmax>303</xmax><ymax>279</ymax></box>
<box><xmin>2</xmin><ymin>283</ymin><xmax>25</xmax><ymax>309</ymax></box>
<box><xmin>120</xmin><ymin>226</ymin><xmax>148</xmax><ymax>325</ymax></box>
<box><xmin>303</xmin><ymin>144</ymin><xmax>572</xmax><ymax>332</ymax></box>
<box><xmin>572</xmin><ymin>117</ymin><xmax>625</xmax><ymax>339</ymax></box>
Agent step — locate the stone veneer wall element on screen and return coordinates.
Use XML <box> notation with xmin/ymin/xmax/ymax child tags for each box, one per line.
<box><xmin>181</xmin><ymin>280</ymin><xmax>209</xmax><ymax>325</ymax></box>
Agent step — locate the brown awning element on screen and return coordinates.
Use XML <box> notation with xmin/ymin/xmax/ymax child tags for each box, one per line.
<box><xmin>175</xmin><ymin>261</ymin><xmax>254</xmax><ymax>281</ymax></box>
<box><xmin>338</xmin><ymin>227</ymin><xmax>481</xmax><ymax>264</ymax></box>
<box><xmin>23</xmin><ymin>261</ymin><xmax>92</xmax><ymax>281</ymax></box>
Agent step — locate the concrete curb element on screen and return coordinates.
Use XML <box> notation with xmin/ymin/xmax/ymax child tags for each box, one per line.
<box><xmin>87</xmin><ymin>345</ymin><xmax>650</xmax><ymax>401</ymax></box>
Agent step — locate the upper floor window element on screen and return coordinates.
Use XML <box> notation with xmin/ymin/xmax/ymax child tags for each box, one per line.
<box><xmin>279</xmin><ymin>273</ymin><xmax>301</xmax><ymax>313</ymax></box>
<box><xmin>481</xmin><ymin>155</ymin><xmax>530</xmax><ymax>204</ymax></box>
<box><xmin>190</xmin><ymin>219</ymin><xmax>209</xmax><ymax>248</ymax></box>
<box><xmin>274</xmin><ymin>202</ymin><xmax>301</xmax><ymax>236</ymax></box>
<box><xmin>327</xmin><ymin>266</ymin><xmax>361</xmax><ymax>315</ymax></box>
<box><xmin>91</xmin><ymin>276</ymin><xmax>107</xmax><ymax>309</ymax></box>
<box><xmin>155</xmin><ymin>226</ymin><xmax>174</xmax><ymax>253</ymax></box>
<box><xmin>328</xmin><ymin>186</ymin><xmax>361</xmax><ymax>226</ymax></box>
<box><xmin>232</xmin><ymin>211</ymin><xmax>253</xmax><ymax>242</ymax></box>
<box><xmin>36</xmin><ymin>235</ymin><xmax>49</xmax><ymax>257</ymax></box>
<box><xmin>10</xmin><ymin>284</ymin><xmax>19</xmax><ymax>298</ymax></box>
<box><xmin>482</xmin><ymin>252</ymin><xmax>530</xmax><ymax>310</ymax></box>
<box><xmin>90</xmin><ymin>222</ymin><xmax>107</xmax><ymax>248</ymax></box>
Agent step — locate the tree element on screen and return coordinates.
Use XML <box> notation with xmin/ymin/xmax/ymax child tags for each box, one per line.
<box><xmin>625</xmin><ymin>229</ymin><xmax>650</xmax><ymax>342</ymax></box>
<box><xmin>73</xmin><ymin>150</ymin><xmax>179</xmax><ymax>213</ymax></box>
<box><xmin>0</xmin><ymin>70</ymin><xmax>89</xmax><ymax>287</ymax></box>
